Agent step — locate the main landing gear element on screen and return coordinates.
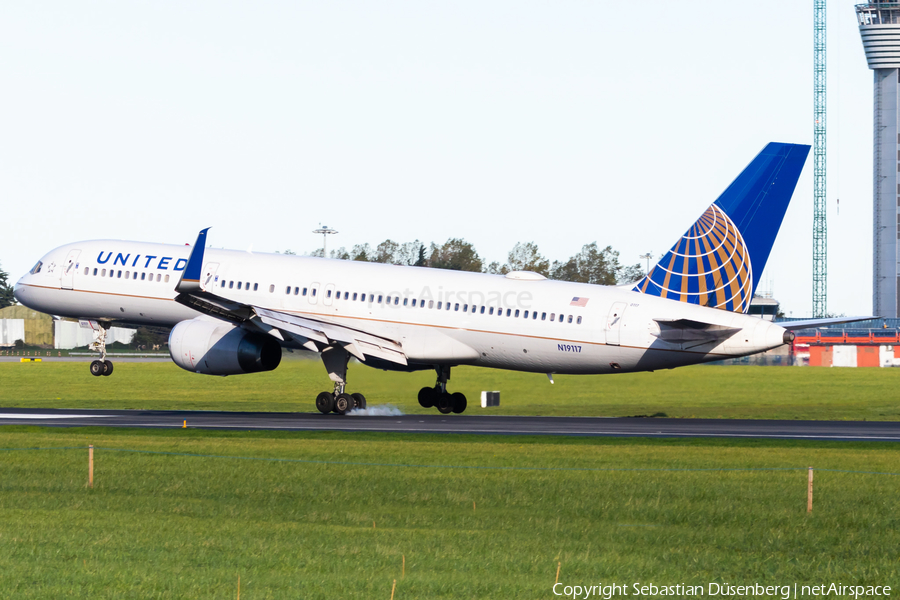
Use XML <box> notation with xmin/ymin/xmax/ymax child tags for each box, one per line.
<box><xmin>88</xmin><ymin>322</ymin><xmax>114</xmax><ymax>377</ymax></box>
<box><xmin>315</xmin><ymin>347</ymin><xmax>367</xmax><ymax>415</ymax></box>
<box><xmin>417</xmin><ymin>365</ymin><xmax>467</xmax><ymax>414</ymax></box>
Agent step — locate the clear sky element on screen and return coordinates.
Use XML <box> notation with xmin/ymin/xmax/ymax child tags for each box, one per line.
<box><xmin>0</xmin><ymin>1</ymin><xmax>874</xmax><ymax>317</ymax></box>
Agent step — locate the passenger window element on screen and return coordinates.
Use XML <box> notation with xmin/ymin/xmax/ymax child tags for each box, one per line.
<box><xmin>386</xmin><ymin>296</ymin><xmax>391</xmax><ymax>304</ymax></box>
<box><xmin>533</xmin><ymin>312</ymin><xmax>538</xmax><ymax>320</ymax></box>
<box><xmin>312</xmin><ymin>288</ymin><xmax>317</xmax><ymax>297</ymax></box>
<box><xmin>514</xmin><ymin>309</ymin><xmax>519</xmax><ymax>317</ymax></box>
<box><xmin>462</xmin><ymin>304</ymin><xmax>467</xmax><ymax>312</ymax></box>
<box><xmin>164</xmin><ymin>275</ymin><xmax>169</xmax><ymax>283</ymax></box>
<box><xmin>269</xmin><ymin>285</ymin><xmax>275</xmax><ymax>293</ymax></box>
<box><xmin>303</xmin><ymin>287</ymin><xmax>308</xmax><ymax>296</ymax></box>
<box><xmin>446</xmin><ymin>303</ymin><xmax>451</xmax><ymax>311</ymax></box>
<box><xmin>83</xmin><ymin>267</ymin><xmax>89</xmax><ymax>275</ymax></box>
<box><xmin>480</xmin><ymin>306</ymin><xmax>485</xmax><ymax>314</ymax></box>
<box><xmin>117</xmin><ymin>271</ymin><xmax>122</xmax><ymax>278</ymax></box>
<box><xmin>93</xmin><ymin>268</ymin><xmax>98</xmax><ymax>276</ymax></box>
<box><xmin>437</xmin><ymin>302</ymin><xmax>442</xmax><ymax>309</ymax></box>
<box><xmin>523</xmin><ymin>310</ymin><xmax>529</xmax><ymax>318</ymax></box>
<box><xmin>550</xmin><ymin>313</ymin><xmax>555</xmax><ymax>322</ymax></box>
<box><xmin>285</xmin><ymin>286</ymin><xmax>290</xmax><ymax>294</ymax></box>
<box><xmin>454</xmin><ymin>303</ymin><xmax>460</xmax><ymax>311</ymax></box>
<box><xmin>404</xmin><ymin>298</ymin><xmax>409</xmax><ymax>306</ymax></box>
<box><xmin>506</xmin><ymin>309</ymin><xmax>511</xmax><ymax>317</ymax></box>
<box><xmin>327</xmin><ymin>290</ymin><xmax>332</xmax><ymax>298</ymax></box>
<box><xmin>229</xmin><ymin>281</ymin><xmax>234</xmax><ymax>289</ymax></box>
<box><xmin>567</xmin><ymin>315</ymin><xmax>573</xmax><ymax>324</ymax></box>
<box><xmin>411</xmin><ymin>299</ymin><xmax>416</xmax><ymax>307</ymax></box>
<box><xmin>353</xmin><ymin>293</ymin><xmax>358</xmax><ymax>301</ymax></box>
<box><xmin>294</xmin><ymin>287</ymin><xmax>300</xmax><ymax>295</ymax></box>
<box><xmin>429</xmin><ymin>301</ymin><xmax>434</xmax><ymax>309</ymax></box>
<box><xmin>369</xmin><ymin>294</ymin><xmax>374</xmax><ymax>302</ymax></box>
<box><xmin>378</xmin><ymin>295</ymin><xmax>383</xmax><ymax>303</ymax></box>
<box><xmin>237</xmin><ymin>282</ymin><xmax>242</xmax><ymax>290</ymax></box>
<box><xmin>141</xmin><ymin>273</ymin><xmax>146</xmax><ymax>281</ymax></box>
<box><xmin>394</xmin><ymin>297</ymin><xmax>399</xmax><ymax>305</ymax></box>
<box><xmin>254</xmin><ymin>283</ymin><xmax>259</xmax><ymax>292</ymax></box>
<box><xmin>489</xmin><ymin>307</ymin><xmax>494</xmax><ymax>315</ymax></box>
<box><xmin>223</xmin><ymin>280</ymin><xmax>228</xmax><ymax>288</ymax></box>
<box><xmin>577</xmin><ymin>316</ymin><xmax>582</xmax><ymax>325</ymax></box>
<box><xmin>542</xmin><ymin>312</ymin><xmax>547</xmax><ymax>321</ymax></box>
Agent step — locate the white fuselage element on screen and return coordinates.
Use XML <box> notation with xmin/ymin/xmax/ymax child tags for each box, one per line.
<box><xmin>14</xmin><ymin>240</ymin><xmax>789</xmax><ymax>374</ymax></box>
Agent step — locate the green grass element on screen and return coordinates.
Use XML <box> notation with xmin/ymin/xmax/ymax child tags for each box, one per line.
<box><xmin>2</xmin><ymin>360</ymin><xmax>900</xmax><ymax>420</ymax></box>
<box><xmin>0</xmin><ymin>428</ymin><xmax>898</xmax><ymax>598</ymax></box>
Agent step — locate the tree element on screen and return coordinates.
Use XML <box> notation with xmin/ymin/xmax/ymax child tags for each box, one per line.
<box><xmin>0</xmin><ymin>262</ymin><xmax>14</xmax><ymax>309</ymax></box>
<box><xmin>428</xmin><ymin>238</ymin><xmax>483</xmax><ymax>272</ymax></box>
<box><xmin>372</xmin><ymin>240</ymin><xmax>400</xmax><ymax>264</ymax></box>
<box><xmin>504</xmin><ymin>242</ymin><xmax>549</xmax><ymax>277</ymax></box>
<box><xmin>351</xmin><ymin>243</ymin><xmax>372</xmax><ymax>262</ymax></box>
<box><xmin>549</xmin><ymin>243</ymin><xmax>641</xmax><ymax>285</ymax></box>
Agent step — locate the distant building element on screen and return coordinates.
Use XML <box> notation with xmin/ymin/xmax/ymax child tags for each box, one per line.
<box><xmin>0</xmin><ymin>305</ymin><xmax>135</xmax><ymax>349</ymax></box>
<box><xmin>0</xmin><ymin>305</ymin><xmax>53</xmax><ymax>346</ymax></box>
<box><xmin>748</xmin><ymin>295</ymin><xmax>779</xmax><ymax>321</ymax></box>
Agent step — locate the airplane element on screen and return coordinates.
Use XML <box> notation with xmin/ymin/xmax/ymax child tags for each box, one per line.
<box><xmin>13</xmin><ymin>142</ymin><xmax>856</xmax><ymax>414</ymax></box>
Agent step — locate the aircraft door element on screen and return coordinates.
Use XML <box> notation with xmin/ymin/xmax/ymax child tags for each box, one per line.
<box><xmin>201</xmin><ymin>262</ymin><xmax>219</xmax><ymax>291</ymax></box>
<box><xmin>60</xmin><ymin>249</ymin><xmax>81</xmax><ymax>290</ymax></box>
<box><xmin>605</xmin><ymin>302</ymin><xmax>627</xmax><ymax>346</ymax></box>
<box><xmin>323</xmin><ymin>283</ymin><xmax>335</xmax><ymax>306</ymax></box>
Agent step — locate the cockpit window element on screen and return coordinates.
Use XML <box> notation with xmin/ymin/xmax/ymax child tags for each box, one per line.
<box><xmin>30</xmin><ymin>261</ymin><xmax>42</xmax><ymax>275</ymax></box>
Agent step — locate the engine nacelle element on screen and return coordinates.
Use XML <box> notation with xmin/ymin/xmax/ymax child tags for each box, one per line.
<box><xmin>168</xmin><ymin>318</ymin><xmax>282</xmax><ymax>375</ymax></box>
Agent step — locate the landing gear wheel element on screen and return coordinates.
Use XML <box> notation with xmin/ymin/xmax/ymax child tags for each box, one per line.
<box><xmin>436</xmin><ymin>392</ymin><xmax>454</xmax><ymax>414</ymax></box>
<box><xmin>102</xmin><ymin>360</ymin><xmax>114</xmax><ymax>376</ymax></box>
<box><xmin>90</xmin><ymin>360</ymin><xmax>104</xmax><ymax>377</ymax></box>
<box><xmin>351</xmin><ymin>393</ymin><xmax>367</xmax><ymax>409</ymax></box>
<box><xmin>334</xmin><ymin>393</ymin><xmax>354</xmax><ymax>414</ymax></box>
<box><xmin>316</xmin><ymin>391</ymin><xmax>335</xmax><ymax>414</ymax></box>
<box><xmin>418</xmin><ymin>386</ymin><xmax>436</xmax><ymax>408</ymax></box>
<box><xmin>451</xmin><ymin>392</ymin><xmax>467</xmax><ymax>414</ymax></box>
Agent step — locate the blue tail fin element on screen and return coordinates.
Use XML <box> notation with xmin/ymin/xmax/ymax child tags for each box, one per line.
<box><xmin>632</xmin><ymin>142</ymin><xmax>810</xmax><ymax>313</ymax></box>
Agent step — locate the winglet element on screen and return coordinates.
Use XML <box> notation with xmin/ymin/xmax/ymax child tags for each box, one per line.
<box><xmin>175</xmin><ymin>228</ymin><xmax>211</xmax><ymax>293</ymax></box>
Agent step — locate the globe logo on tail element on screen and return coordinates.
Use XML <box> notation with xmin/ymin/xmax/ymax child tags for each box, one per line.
<box><xmin>633</xmin><ymin>204</ymin><xmax>753</xmax><ymax>313</ymax></box>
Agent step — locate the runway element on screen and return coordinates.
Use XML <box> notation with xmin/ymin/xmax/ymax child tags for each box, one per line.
<box><xmin>0</xmin><ymin>408</ymin><xmax>898</xmax><ymax>441</ymax></box>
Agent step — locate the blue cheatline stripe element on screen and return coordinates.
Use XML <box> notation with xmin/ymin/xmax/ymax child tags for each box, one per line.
<box><xmin>1</xmin><ymin>446</ymin><xmax>897</xmax><ymax>476</ymax></box>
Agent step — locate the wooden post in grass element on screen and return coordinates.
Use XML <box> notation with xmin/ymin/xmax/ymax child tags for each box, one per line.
<box><xmin>88</xmin><ymin>445</ymin><xmax>94</xmax><ymax>489</ymax></box>
<box><xmin>390</xmin><ymin>579</ymin><xmax>396</xmax><ymax>600</ymax></box>
<box><xmin>807</xmin><ymin>467</ymin><xmax>814</xmax><ymax>513</ymax></box>
<box><xmin>555</xmin><ymin>561</ymin><xmax>561</xmax><ymax>584</ymax></box>
<box><xmin>402</xmin><ymin>554</ymin><xmax>405</xmax><ymax>579</ymax></box>
<box><xmin>237</xmin><ymin>575</ymin><xmax>240</xmax><ymax>600</ymax></box>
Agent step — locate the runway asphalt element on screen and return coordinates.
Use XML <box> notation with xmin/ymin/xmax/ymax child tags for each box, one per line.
<box><xmin>0</xmin><ymin>408</ymin><xmax>898</xmax><ymax>441</ymax></box>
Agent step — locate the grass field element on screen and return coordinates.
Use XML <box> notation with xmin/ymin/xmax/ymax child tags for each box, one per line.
<box><xmin>0</xmin><ymin>428</ymin><xmax>898</xmax><ymax>598</ymax></box>
<box><xmin>1</xmin><ymin>359</ymin><xmax>900</xmax><ymax>420</ymax></box>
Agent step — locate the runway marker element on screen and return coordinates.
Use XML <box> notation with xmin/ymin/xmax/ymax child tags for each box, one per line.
<box><xmin>183</xmin><ymin>420</ymin><xmax>186</xmax><ymax>428</ymax></box>
<box><xmin>88</xmin><ymin>445</ymin><xmax>93</xmax><ymax>489</ymax></box>
<box><xmin>807</xmin><ymin>467</ymin><xmax>814</xmax><ymax>513</ymax></box>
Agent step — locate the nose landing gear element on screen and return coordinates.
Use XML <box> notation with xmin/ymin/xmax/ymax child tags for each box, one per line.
<box><xmin>88</xmin><ymin>322</ymin><xmax>114</xmax><ymax>377</ymax></box>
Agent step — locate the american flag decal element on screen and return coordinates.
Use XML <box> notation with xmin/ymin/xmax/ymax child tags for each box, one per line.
<box><xmin>570</xmin><ymin>297</ymin><xmax>589</xmax><ymax>307</ymax></box>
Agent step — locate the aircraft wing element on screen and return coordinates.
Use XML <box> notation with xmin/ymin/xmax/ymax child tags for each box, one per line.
<box><xmin>173</xmin><ymin>229</ymin><xmax>408</xmax><ymax>366</ymax></box>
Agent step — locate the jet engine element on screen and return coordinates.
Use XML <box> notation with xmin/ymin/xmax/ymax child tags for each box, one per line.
<box><xmin>168</xmin><ymin>318</ymin><xmax>282</xmax><ymax>375</ymax></box>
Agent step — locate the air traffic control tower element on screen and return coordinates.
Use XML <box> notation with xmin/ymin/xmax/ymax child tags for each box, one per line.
<box><xmin>858</xmin><ymin>2</ymin><xmax>900</xmax><ymax>317</ymax></box>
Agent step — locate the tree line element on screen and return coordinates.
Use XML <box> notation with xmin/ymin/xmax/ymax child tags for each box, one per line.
<box><xmin>0</xmin><ymin>263</ymin><xmax>13</xmax><ymax>310</ymax></box>
<box><xmin>0</xmin><ymin>239</ymin><xmax>644</xmax><ymax>311</ymax></box>
<box><xmin>292</xmin><ymin>239</ymin><xmax>643</xmax><ymax>286</ymax></box>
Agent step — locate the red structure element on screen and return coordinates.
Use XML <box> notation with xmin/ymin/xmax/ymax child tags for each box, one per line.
<box><xmin>792</xmin><ymin>329</ymin><xmax>899</xmax><ymax>367</ymax></box>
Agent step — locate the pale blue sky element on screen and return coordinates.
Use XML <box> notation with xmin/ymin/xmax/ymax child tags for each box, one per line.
<box><xmin>0</xmin><ymin>1</ymin><xmax>874</xmax><ymax>316</ymax></box>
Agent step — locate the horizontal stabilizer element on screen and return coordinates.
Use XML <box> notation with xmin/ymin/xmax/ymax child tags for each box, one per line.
<box><xmin>653</xmin><ymin>318</ymin><xmax>741</xmax><ymax>344</ymax></box>
<box><xmin>778</xmin><ymin>316</ymin><xmax>878</xmax><ymax>330</ymax></box>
